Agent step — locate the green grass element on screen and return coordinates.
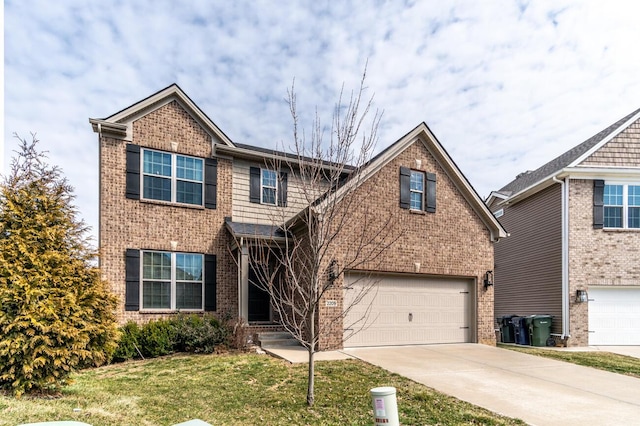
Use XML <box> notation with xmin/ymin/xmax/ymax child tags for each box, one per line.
<box><xmin>499</xmin><ymin>344</ymin><xmax>640</xmax><ymax>378</ymax></box>
<box><xmin>1</xmin><ymin>353</ymin><xmax>525</xmax><ymax>426</ymax></box>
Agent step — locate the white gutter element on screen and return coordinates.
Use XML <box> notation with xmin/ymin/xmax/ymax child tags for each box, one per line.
<box><xmin>553</xmin><ymin>175</ymin><xmax>570</xmax><ymax>340</ymax></box>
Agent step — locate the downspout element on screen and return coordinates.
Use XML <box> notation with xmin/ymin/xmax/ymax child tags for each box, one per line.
<box><xmin>553</xmin><ymin>175</ymin><xmax>570</xmax><ymax>340</ymax></box>
<box><xmin>97</xmin><ymin>123</ymin><xmax>103</xmax><ymax>268</ymax></box>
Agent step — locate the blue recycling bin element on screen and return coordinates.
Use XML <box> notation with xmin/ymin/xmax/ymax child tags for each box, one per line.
<box><xmin>513</xmin><ymin>316</ymin><xmax>531</xmax><ymax>345</ymax></box>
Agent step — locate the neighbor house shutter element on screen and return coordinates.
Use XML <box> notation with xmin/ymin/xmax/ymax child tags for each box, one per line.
<box><xmin>399</xmin><ymin>167</ymin><xmax>411</xmax><ymax>209</ymax></box>
<box><xmin>249</xmin><ymin>167</ymin><xmax>261</xmax><ymax>203</ymax></box>
<box><xmin>204</xmin><ymin>254</ymin><xmax>217</xmax><ymax>311</ymax></box>
<box><xmin>593</xmin><ymin>179</ymin><xmax>605</xmax><ymax>229</ymax></box>
<box><xmin>126</xmin><ymin>144</ymin><xmax>141</xmax><ymax>200</ymax></box>
<box><xmin>204</xmin><ymin>158</ymin><xmax>218</xmax><ymax>209</ymax></box>
<box><xmin>278</xmin><ymin>172</ymin><xmax>288</xmax><ymax>207</ymax></box>
<box><xmin>426</xmin><ymin>172</ymin><xmax>437</xmax><ymax>213</ymax></box>
<box><xmin>125</xmin><ymin>249</ymin><xmax>140</xmax><ymax>311</ymax></box>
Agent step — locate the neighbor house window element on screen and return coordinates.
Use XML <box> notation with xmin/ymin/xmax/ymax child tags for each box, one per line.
<box><xmin>628</xmin><ymin>185</ymin><xmax>640</xmax><ymax>228</ymax></box>
<box><xmin>410</xmin><ymin>171</ymin><xmax>424</xmax><ymax>210</ymax></box>
<box><xmin>261</xmin><ymin>169</ymin><xmax>277</xmax><ymax>205</ymax></box>
<box><xmin>604</xmin><ymin>184</ymin><xmax>640</xmax><ymax>229</ymax></box>
<box><xmin>142</xmin><ymin>149</ymin><xmax>203</xmax><ymax>206</ymax></box>
<box><xmin>142</xmin><ymin>251</ymin><xmax>204</xmax><ymax>310</ymax></box>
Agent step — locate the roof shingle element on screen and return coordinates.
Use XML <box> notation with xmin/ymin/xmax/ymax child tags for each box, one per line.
<box><xmin>499</xmin><ymin>107</ymin><xmax>640</xmax><ymax>194</ymax></box>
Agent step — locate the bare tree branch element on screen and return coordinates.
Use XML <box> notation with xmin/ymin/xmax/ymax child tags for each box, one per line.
<box><xmin>229</xmin><ymin>69</ymin><xmax>402</xmax><ymax>406</ymax></box>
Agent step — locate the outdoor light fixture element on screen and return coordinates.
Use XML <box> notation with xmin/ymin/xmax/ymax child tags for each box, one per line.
<box><xmin>327</xmin><ymin>260</ymin><xmax>338</xmax><ymax>282</ymax></box>
<box><xmin>484</xmin><ymin>270</ymin><xmax>494</xmax><ymax>288</ymax></box>
<box><xmin>576</xmin><ymin>289</ymin><xmax>588</xmax><ymax>303</ymax></box>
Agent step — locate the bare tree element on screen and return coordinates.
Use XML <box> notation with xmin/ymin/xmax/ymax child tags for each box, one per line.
<box><xmin>236</xmin><ymin>71</ymin><xmax>402</xmax><ymax>406</ymax></box>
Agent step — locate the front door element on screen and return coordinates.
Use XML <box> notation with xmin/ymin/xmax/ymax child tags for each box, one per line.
<box><xmin>248</xmin><ymin>266</ymin><xmax>271</xmax><ymax>322</ymax></box>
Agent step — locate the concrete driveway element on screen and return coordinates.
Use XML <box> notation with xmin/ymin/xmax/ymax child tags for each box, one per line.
<box><xmin>343</xmin><ymin>344</ymin><xmax>640</xmax><ymax>426</ymax></box>
<box><xmin>592</xmin><ymin>345</ymin><xmax>640</xmax><ymax>359</ymax></box>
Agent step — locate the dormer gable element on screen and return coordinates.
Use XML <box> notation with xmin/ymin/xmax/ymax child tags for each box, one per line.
<box><xmin>89</xmin><ymin>83</ymin><xmax>234</xmax><ymax>147</ymax></box>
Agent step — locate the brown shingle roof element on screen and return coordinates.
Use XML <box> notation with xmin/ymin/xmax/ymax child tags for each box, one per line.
<box><xmin>499</xmin><ymin>107</ymin><xmax>640</xmax><ymax>195</ymax></box>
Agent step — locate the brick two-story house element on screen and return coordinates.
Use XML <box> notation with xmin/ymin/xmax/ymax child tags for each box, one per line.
<box><xmin>90</xmin><ymin>84</ymin><xmax>506</xmax><ymax>349</ymax></box>
<box><xmin>488</xmin><ymin>107</ymin><xmax>640</xmax><ymax>346</ymax></box>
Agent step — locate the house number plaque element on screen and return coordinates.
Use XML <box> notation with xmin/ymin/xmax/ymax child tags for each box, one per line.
<box><xmin>325</xmin><ymin>300</ymin><xmax>338</xmax><ymax>307</ymax></box>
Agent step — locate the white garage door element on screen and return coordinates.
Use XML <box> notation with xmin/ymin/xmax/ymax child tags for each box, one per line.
<box><xmin>588</xmin><ymin>287</ymin><xmax>640</xmax><ymax>345</ymax></box>
<box><xmin>343</xmin><ymin>273</ymin><xmax>474</xmax><ymax>347</ymax></box>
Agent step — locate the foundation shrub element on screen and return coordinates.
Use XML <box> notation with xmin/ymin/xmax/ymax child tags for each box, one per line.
<box><xmin>172</xmin><ymin>314</ymin><xmax>228</xmax><ymax>353</ymax></box>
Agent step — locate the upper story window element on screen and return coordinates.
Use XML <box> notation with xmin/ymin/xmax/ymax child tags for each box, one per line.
<box><xmin>410</xmin><ymin>171</ymin><xmax>424</xmax><ymax>210</ymax></box>
<box><xmin>142</xmin><ymin>148</ymin><xmax>203</xmax><ymax>206</ymax></box>
<box><xmin>249</xmin><ymin>166</ymin><xmax>288</xmax><ymax>207</ymax></box>
<box><xmin>261</xmin><ymin>169</ymin><xmax>278</xmax><ymax>205</ymax></box>
<box><xmin>604</xmin><ymin>184</ymin><xmax>640</xmax><ymax>229</ymax></box>
<box><xmin>142</xmin><ymin>251</ymin><xmax>204</xmax><ymax>310</ymax></box>
<box><xmin>399</xmin><ymin>166</ymin><xmax>436</xmax><ymax>213</ymax></box>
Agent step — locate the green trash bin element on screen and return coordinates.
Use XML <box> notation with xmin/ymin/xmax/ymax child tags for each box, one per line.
<box><xmin>527</xmin><ymin>315</ymin><xmax>552</xmax><ymax>346</ymax></box>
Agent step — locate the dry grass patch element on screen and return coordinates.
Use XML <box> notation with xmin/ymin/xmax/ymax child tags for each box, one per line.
<box><xmin>499</xmin><ymin>344</ymin><xmax>640</xmax><ymax>378</ymax></box>
<box><xmin>1</xmin><ymin>353</ymin><xmax>525</xmax><ymax>425</ymax></box>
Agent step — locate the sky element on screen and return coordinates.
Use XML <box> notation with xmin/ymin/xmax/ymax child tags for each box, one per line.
<box><xmin>4</xmin><ymin>0</ymin><xmax>640</xmax><ymax>244</ymax></box>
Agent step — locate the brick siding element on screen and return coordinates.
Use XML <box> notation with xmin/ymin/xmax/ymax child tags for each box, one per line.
<box><xmin>568</xmin><ymin>179</ymin><xmax>640</xmax><ymax>346</ymax></box>
<box><xmin>99</xmin><ymin>101</ymin><xmax>496</xmax><ymax>349</ymax></box>
<box><xmin>317</xmin><ymin>139</ymin><xmax>496</xmax><ymax>349</ymax></box>
<box><xmin>99</xmin><ymin>101</ymin><xmax>236</xmax><ymax>324</ymax></box>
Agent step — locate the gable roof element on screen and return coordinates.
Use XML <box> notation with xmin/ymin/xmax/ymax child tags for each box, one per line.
<box><xmin>496</xmin><ymin>107</ymin><xmax>640</xmax><ymax>198</ymax></box>
<box><xmin>290</xmin><ymin>122</ymin><xmax>507</xmax><ymax>242</ymax></box>
<box><xmin>89</xmin><ymin>83</ymin><xmax>234</xmax><ymax>146</ymax></box>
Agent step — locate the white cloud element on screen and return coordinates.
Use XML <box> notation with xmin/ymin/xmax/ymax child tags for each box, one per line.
<box><xmin>5</xmin><ymin>0</ymin><xmax>640</xmax><ymax>242</ymax></box>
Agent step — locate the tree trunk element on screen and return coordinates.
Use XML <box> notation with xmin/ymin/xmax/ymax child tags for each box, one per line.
<box><xmin>307</xmin><ymin>306</ymin><xmax>316</xmax><ymax>406</ymax></box>
<box><xmin>307</xmin><ymin>346</ymin><xmax>315</xmax><ymax>406</ymax></box>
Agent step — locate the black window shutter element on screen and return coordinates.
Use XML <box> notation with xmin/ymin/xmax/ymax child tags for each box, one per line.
<box><xmin>204</xmin><ymin>158</ymin><xmax>218</xmax><ymax>209</ymax></box>
<box><xmin>125</xmin><ymin>249</ymin><xmax>140</xmax><ymax>311</ymax></box>
<box><xmin>204</xmin><ymin>254</ymin><xmax>217</xmax><ymax>311</ymax></box>
<box><xmin>399</xmin><ymin>167</ymin><xmax>411</xmax><ymax>209</ymax></box>
<box><xmin>278</xmin><ymin>172</ymin><xmax>288</xmax><ymax>207</ymax></box>
<box><xmin>593</xmin><ymin>179</ymin><xmax>605</xmax><ymax>229</ymax></box>
<box><xmin>426</xmin><ymin>172</ymin><xmax>437</xmax><ymax>213</ymax></box>
<box><xmin>126</xmin><ymin>144</ymin><xmax>141</xmax><ymax>200</ymax></box>
<box><xmin>249</xmin><ymin>167</ymin><xmax>261</xmax><ymax>203</ymax></box>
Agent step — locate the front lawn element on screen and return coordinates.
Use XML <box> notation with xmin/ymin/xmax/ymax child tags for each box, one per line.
<box><xmin>1</xmin><ymin>353</ymin><xmax>525</xmax><ymax>425</ymax></box>
<box><xmin>499</xmin><ymin>344</ymin><xmax>640</xmax><ymax>378</ymax></box>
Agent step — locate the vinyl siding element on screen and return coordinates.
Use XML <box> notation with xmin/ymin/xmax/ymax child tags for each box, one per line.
<box><xmin>231</xmin><ymin>159</ymin><xmax>329</xmax><ymax>225</ymax></box>
<box><xmin>494</xmin><ymin>184</ymin><xmax>563</xmax><ymax>333</ymax></box>
<box><xmin>581</xmin><ymin>118</ymin><xmax>640</xmax><ymax>167</ymax></box>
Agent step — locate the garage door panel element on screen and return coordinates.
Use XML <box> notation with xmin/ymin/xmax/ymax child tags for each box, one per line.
<box><xmin>589</xmin><ymin>287</ymin><xmax>640</xmax><ymax>345</ymax></box>
<box><xmin>344</xmin><ymin>273</ymin><xmax>473</xmax><ymax>347</ymax></box>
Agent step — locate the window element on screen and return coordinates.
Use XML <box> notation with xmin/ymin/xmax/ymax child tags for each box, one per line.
<box><xmin>142</xmin><ymin>251</ymin><xmax>203</xmax><ymax>310</ymax></box>
<box><xmin>410</xmin><ymin>171</ymin><xmax>424</xmax><ymax>210</ymax></box>
<box><xmin>604</xmin><ymin>185</ymin><xmax>623</xmax><ymax>228</ymax></box>
<box><xmin>629</xmin><ymin>186</ymin><xmax>640</xmax><ymax>228</ymax></box>
<box><xmin>604</xmin><ymin>184</ymin><xmax>640</xmax><ymax>229</ymax></box>
<box><xmin>142</xmin><ymin>149</ymin><xmax>203</xmax><ymax>206</ymax></box>
<box><xmin>261</xmin><ymin>169</ymin><xmax>277</xmax><ymax>205</ymax></box>
<box><xmin>399</xmin><ymin>166</ymin><xmax>436</xmax><ymax>212</ymax></box>
<box><xmin>249</xmin><ymin>167</ymin><xmax>287</xmax><ymax>206</ymax></box>
<box><xmin>494</xmin><ymin>209</ymin><xmax>504</xmax><ymax>218</ymax></box>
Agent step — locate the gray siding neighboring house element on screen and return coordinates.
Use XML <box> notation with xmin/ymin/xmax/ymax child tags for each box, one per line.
<box><xmin>488</xmin><ymin>107</ymin><xmax>640</xmax><ymax>346</ymax></box>
<box><xmin>493</xmin><ymin>184</ymin><xmax>563</xmax><ymax>334</ymax></box>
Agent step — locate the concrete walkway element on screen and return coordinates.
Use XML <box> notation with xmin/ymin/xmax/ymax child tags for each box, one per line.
<box><xmin>343</xmin><ymin>344</ymin><xmax>640</xmax><ymax>426</ymax></box>
<box><xmin>263</xmin><ymin>346</ymin><xmax>354</xmax><ymax>363</ymax></box>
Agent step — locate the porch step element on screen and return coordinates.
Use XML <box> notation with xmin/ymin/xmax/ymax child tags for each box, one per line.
<box><xmin>258</xmin><ymin>331</ymin><xmax>301</xmax><ymax>348</ymax></box>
